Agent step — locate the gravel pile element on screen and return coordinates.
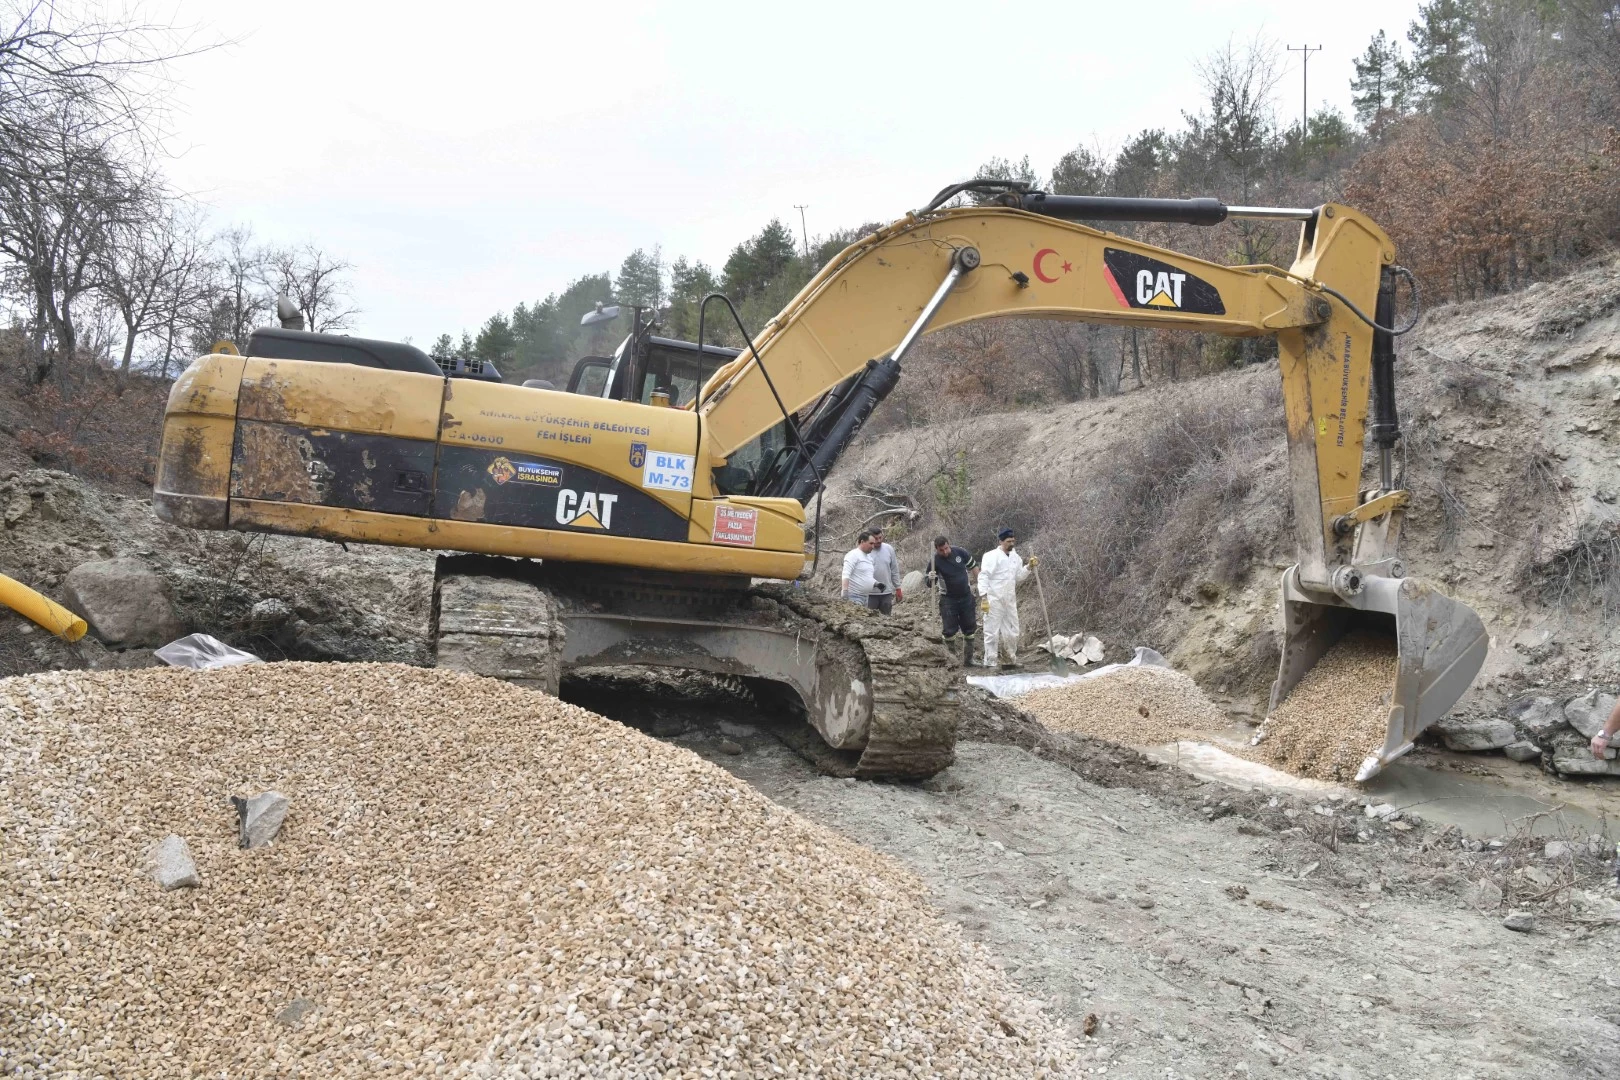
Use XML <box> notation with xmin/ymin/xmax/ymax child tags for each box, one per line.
<box><xmin>1253</xmin><ymin>631</ymin><xmax>1398</xmax><ymax>782</ymax></box>
<box><xmin>1017</xmin><ymin>666</ymin><xmax>1227</xmax><ymax>745</ymax></box>
<box><xmin>2</xmin><ymin>664</ymin><xmax>1077</xmax><ymax>1078</ymax></box>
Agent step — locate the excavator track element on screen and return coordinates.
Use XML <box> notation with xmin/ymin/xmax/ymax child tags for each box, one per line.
<box><xmin>430</xmin><ymin>556</ymin><xmax>959</xmax><ymax>780</ymax></box>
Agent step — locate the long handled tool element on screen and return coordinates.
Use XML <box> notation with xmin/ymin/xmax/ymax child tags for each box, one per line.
<box><xmin>1028</xmin><ymin>553</ymin><xmax>1067</xmax><ymax>675</ymax></box>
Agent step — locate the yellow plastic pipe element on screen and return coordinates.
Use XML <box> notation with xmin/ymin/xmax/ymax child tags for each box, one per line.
<box><xmin>0</xmin><ymin>571</ymin><xmax>87</xmax><ymax>641</ymax></box>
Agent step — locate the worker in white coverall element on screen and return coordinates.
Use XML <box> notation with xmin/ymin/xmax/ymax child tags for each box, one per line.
<box><xmin>979</xmin><ymin>528</ymin><xmax>1036</xmax><ymax>668</ymax></box>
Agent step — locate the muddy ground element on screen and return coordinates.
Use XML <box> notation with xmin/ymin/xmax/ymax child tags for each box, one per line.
<box><xmin>566</xmin><ymin>672</ymin><xmax>1620</xmax><ymax>1080</ymax></box>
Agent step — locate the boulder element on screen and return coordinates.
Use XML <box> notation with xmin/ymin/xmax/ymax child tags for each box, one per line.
<box><xmin>1507</xmin><ymin>695</ymin><xmax>1567</xmax><ymax>739</ymax></box>
<box><xmin>1564</xmin><ymin>690</ymin><xmax>1618</xmax><ymax>739</ymax></box>
<box><xmin>1503</xmin><ymin>740</ymin><xmax>1542</xmax><ymax>762</ymax></box>
<box><xmin>62</xmin><ymin>558</ymin><xmax>183</xmax><ymax>647</ymax></box>
<box><xmin>1502</xmin><ymin>911</ymin><xmax>1536</xmax><ymax>932</ymax></box>
<box><xmin>232</xmin><ymin>791</ymin><xmax>291</xmax><ymax>849</ymax></box>
<box><xmin>146</xmin><ymin>834</ymin><xmax>199</xmax><ymax>890</ymax></box>
<box><xmin>1549</xmin><ymin>729</ymin><xmax>1618</xmax><ymax>775</ymax></box>
<box><xmin>1434</xmin><ymin>717</ymin><xmax>1516</xmax><ymax>752</ymax></box>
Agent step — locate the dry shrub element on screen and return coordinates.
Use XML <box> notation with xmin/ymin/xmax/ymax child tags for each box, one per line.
<box><xmin>0</xmin><ymin>361</ymin><xmax>167</xmax><ymax>491</ymax></box>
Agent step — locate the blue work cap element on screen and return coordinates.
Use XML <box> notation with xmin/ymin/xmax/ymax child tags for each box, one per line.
<box><xmin>997</xmin><ymin>528</ymin><xmax>1015</xmax><ymax>540</ymax></box>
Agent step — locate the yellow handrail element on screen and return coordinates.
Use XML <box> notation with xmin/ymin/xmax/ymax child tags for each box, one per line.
<box><xmin>0</xmin><ymin>572</ymin><xmax>87</xmax><ymax>641</ymax></box>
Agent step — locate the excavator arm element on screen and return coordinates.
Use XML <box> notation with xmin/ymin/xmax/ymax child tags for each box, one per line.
<box><xmin>688</xmin><ymin>194</ymin><xmax>1484</xmax><ymax>778</ymax></box>
<box><xmin>698</xmin><ymin>199</ymin><xmax>1375</xmax><ymax>594</ymax></box>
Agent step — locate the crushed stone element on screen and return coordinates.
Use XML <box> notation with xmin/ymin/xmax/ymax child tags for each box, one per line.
<box><xmin>0</xmin><ymin>663</ymin><xmax>1077</xmax><ymax>1077</ymax></box>
<box><xmin>1015</xmin><ymin>666</ymin><xmax>1227</xmax><ymax>745</ymax></box>
<box><xmin>1253</xmin><ymin>631</ymin><xmax>1398</xmax><ymax>782</ymax></box>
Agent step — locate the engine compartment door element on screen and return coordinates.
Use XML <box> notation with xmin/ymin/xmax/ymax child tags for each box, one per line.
<box><xmin>436</xmin><ymin>379</ymin><xmax>700</xmax><ymax>543</ymax></box>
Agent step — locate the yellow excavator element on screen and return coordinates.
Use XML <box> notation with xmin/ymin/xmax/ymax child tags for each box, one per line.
<box><xmin>153</xmin><ymin>180</ymin><xmax>1486</xmax><ymax>782</ymax></box>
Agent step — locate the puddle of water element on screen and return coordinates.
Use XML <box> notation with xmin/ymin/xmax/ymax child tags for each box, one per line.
<box><xmin>1362</xmin><ymin>760</ymin><xmax>1610</xmax><ymax>839</ymax></box>
<box><xmin>1145</xmin><ymin>737</ymin><xmax>1618</xmax><ymax>839</ymax></box>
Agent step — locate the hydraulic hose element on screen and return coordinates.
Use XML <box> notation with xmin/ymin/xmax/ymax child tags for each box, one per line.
<box><xmin>696</xmin><ymin>294</ymin><xmax>825</xmax><ymax>577</ymax></box>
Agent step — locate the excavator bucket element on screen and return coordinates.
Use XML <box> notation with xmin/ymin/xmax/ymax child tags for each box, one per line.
<box><xmin>1270</xmin><ymin>567</ymin><xmax>1488</xmax><ymax>782</ymax></box>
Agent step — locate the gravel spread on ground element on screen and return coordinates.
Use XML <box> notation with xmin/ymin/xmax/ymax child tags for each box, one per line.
<box><xmin>1016</xmin><ymin>666</ymin><xmax>1227</xmax><ymax>746</ymax></box>
<box><xmin>1</xmin><ymin>664</ymin><xmax>1077</xmax><ymax>1078</ymax></box>
<box><xmin>1252</xmin><ymin>631</ymin><xmax>1399</xmax><ymax>782</ymax></box>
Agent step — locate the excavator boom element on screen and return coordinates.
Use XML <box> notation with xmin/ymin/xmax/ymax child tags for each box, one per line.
<box><xmin>153</xmin><ymin>186</ymin><xmax>1486</xmax><ymax>780</ymax></box>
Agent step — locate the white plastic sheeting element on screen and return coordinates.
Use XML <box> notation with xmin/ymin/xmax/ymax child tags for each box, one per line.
<box><xmin>154</xmin><ymin>633</ymin><xmax>263</xmax><ymax>670</ymax></box>
<box><xmin>966</xmin><ymin>646</ymin><xmax>1170</xmax><ymax>699</ymax></box>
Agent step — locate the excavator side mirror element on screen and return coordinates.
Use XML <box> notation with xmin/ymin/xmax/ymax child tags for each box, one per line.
<box><xmin>580</xmin><ymin>303</ymin><xmax>621</xmax><ymax>327</ymax></box>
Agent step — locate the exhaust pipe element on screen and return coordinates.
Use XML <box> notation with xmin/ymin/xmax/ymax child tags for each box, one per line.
<box><xmin>1270</xmin><ymin>567</ymin><xmax>1488</xmax><ymax>781</ymax></box>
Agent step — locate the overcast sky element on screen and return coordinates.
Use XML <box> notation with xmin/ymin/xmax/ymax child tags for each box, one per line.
<box><xmin>162</xmin><ymin>0</ymin><xmax>1418</xmax><ymax>347</ymax></box>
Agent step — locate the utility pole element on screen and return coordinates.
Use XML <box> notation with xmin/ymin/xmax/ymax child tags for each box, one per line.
<box><xmin>793</xmin><ymin>204</ymin><xmax>810</xmax><ymax>258</ymax></box>
<box><xmin>1286</xmin><ymin>44</ymin><xmax>1322</xmax><ymax>144</ymax></box>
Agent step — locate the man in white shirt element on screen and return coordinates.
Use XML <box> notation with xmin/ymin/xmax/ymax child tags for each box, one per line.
<box><xmin>842</xmin><ymin>531</ymin><xmax>878</xmax><ymax>606</ymax></box>
<box><xmin>979</xmin><ymin>528</ymin><xmax>1036</xmax><ymax>668</ymax></box>
<box><xmin>867</xmin><ymin>526</ymin><xmax>902</xmax><ymax>615</ymax></box>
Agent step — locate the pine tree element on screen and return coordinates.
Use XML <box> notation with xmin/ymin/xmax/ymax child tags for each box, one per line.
<box><xmin>473</xmin><ymin>314</ymin><xmax>514</xmax><ymax>364</ymax></box>
<box><xmin>1408</xmin><ymin>0</ymin><xmax>1475</xmax><ymax>112</ymax></box>
<box><xmin>1049</xmin><ymin>145</ymin><xmax>1109</xmax><ymax>195</ymax></box>
<box><xmin>429</xmin><ymin>333</ymin><xmax>454</xmax><ymax>360</ymax></box>
<box><xmin>1111</xmin><ymin>130</ymin><xmax>1170</xmax><ymax>197</ymax></box>
<box><xmin>721</xmin><ymin>221</ymin><xmax>799</xmax><ymax>302</ymax></box>
<box><xmin>1352</xmin><ymin>30</ymin><xmax>1414</xmax><ymax>134</ymax></box>
<box><xmin>666</xmin><ymin>256</ymin><xmax>719</xmax><ymax>342</ymax></box>
<box><xmin>615</xmin><ymin>246</ymin><xmax>664</xmax><ymax>310</ymax></box>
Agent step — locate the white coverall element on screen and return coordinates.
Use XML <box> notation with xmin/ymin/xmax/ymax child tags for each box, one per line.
<box><xmin>978</xmin><ymin>547</ymin><xmax>1030</xmax><ymax>665</ymax></box>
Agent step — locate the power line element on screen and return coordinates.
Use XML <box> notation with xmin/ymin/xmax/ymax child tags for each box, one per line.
<box><xmin>793</xmin><ymin>204</ymin><xmax>810</xmax><ymax>258</ymax></box>
<box><xmin>1286</xmin><ymin>44</ymin><xmax>1323</xmax><ymax>142</ymax></box>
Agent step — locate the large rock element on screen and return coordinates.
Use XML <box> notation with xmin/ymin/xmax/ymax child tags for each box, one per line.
<box><xmin>1434</xmin><ymin>716</ymin><xmax>1516</xmax><ymax>752</ymax></box>
<box><xmin>62</xmin><ymin>557</ymin><xmax>183</xmax><ymax>647</ymax></box>
<box><xmin>146</xmin><ymin>834</ymin><xmax>199</xmax><ymax>890</ymax></box>
<box><xmin>1549</xmin><ymin>731</ymin><xmax>1618</xmax><ymax>775</ymax></box>
<box><xmin>233</xmin><ymin>791</ymin><xmax>291</xmax><ymax>849</ymax></box>
<box><xmin>1507</xmin><ymin>695</ymin><xmax>1567</xmax><ymax>739</ymax></box>
<box><xmin>1503</xmin><ymin>740</ymin><xmax>1542</xmax><ymax>763</ymax></box>
<box><xmin>1564</xmin><ymin>690</ymin><xmax>1618</xmax><ymax>739</ymax></box>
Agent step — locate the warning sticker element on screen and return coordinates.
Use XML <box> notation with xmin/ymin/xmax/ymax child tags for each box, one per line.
<box><xmin>712</xmin><ymin>505</ymin><xmax>758</xmax><ymax>547</ymax></box>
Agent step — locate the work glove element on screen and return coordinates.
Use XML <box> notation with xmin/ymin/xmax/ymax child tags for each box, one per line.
<box><xmin>1027</xmin><ymin>555</ymin><xmax>1039</xmax><ymax>568</ymax></box>
<box><xmin>979</xmin><ymin>596</ymin><xmax>990</xmax><ymax>613</ymax></box>
<box><xmin>924</xmin><ymin>572</ymin><xmax>937</xmax><ymax>587</ymax></box>
<box><xmin>895</xmin><ymin>588</ymin><xmax>903</xmax><ymax>602</ymax></box>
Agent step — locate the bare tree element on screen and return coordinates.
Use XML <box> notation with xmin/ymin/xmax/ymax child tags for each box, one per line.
<box><xmin>268</xmin><ymin>243</ymin><xmax>357</xmax><ymax>333</ymax></box>
<box><xmin>0</xmin><ymin>111</ymin><xmax>143</xmax><ymax>378</ymax></box>
<box><xmin>99</xmin><ymin>195</ymin><xmax>208</xmax><ymax>383</ymax></box>
<box><xmin>1190</xmin><ymin>35</ymin><xmax>1284</xmax><ymax>202</ymax></box>
<box><xmin>0</xmin><ymin>1</ymin><xmax>206</xmax><ymax>379</ymax></box>
<box><xmin>201</xmin><ymin>225</ymin><xmax>271</xmax><ymax>351</ymax></box>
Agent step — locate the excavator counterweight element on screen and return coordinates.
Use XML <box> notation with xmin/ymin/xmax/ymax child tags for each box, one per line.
<box><xmin>153</xmin><ymin>184</ymin><xmax>1487</xmax><ymax>780</ymax></box>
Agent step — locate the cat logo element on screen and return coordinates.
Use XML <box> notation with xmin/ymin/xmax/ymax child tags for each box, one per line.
<box><xmin>628</xmin><ymin>441</ymin><xmax>646</xmax><ymax>468</ymax></box>
<box><xmin>555</xmin><ymin>489</ymin><xmax>618</xmax><ymax>530</ymax></box>
<box><xmin>1102</xmin><ymin>248</ymin><xmax>1226</xmax><ymax>316</ymax></box>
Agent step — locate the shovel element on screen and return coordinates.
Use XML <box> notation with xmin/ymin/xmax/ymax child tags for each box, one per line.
<box><xmin>1028</xmin><ymin>552</ymin><xmax>1069</xmax><ymax>675</ymax></box>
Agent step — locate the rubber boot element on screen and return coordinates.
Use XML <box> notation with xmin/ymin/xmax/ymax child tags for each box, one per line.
<box><xmin>964</xmin><ymin>633</ymin><xmax>977</xmax><ymax>668</ymax></box>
